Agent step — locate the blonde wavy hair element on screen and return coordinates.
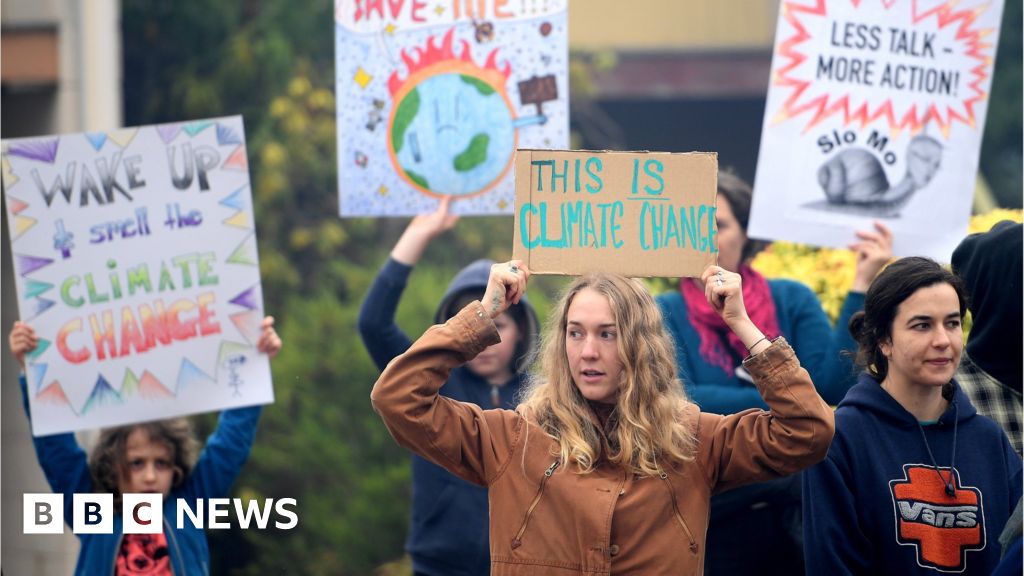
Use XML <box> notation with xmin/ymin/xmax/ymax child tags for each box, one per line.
<box><xmin>518</xmin><ymin>273</ymin><xmax>697</xmax><ymax>476</ymax></box>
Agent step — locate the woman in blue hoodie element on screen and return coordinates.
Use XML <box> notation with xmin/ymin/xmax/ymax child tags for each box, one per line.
<box><xmin>357</xmin><ymin>198</ymin><xmax>538</xmax><ymax>576</ymax></box>
<box><xmin>803</xmin><ymin>256</ymin><xmax>1022</xmax><ymax>575</ymax></box>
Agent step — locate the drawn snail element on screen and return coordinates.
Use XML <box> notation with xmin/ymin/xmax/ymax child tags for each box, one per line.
<box><xmin>818</xmin><ymin>134</ymin><xmax>942</xmax><ymax>211</ymax></box>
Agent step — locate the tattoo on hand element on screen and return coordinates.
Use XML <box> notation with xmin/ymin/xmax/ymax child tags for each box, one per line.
<box><xmin>490</xmin><ymin>293</ymin><xmax>502</xmax><ymax>314</ymax></box>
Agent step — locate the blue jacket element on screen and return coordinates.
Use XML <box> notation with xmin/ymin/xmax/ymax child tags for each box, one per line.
<box><xmin>358</xmin><ymin>257</ymin><xmax>538</xmax><ymax>576</ymax></box>
<box><xmin>21</xmin><ymin>374</ymin><xmax>261</xmax><ymax>576</ymax></box>
<box><xmin>803</xmin><ymin>374</ymin><xmax>1022</xmax><ymax>575</ymax></box>
<box><xmin>657</xmin><ymin>278</ymin><xmax>862</xmax><ymax>413</ymax></box>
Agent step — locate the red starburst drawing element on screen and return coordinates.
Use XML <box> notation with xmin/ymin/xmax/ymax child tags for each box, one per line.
<box><xmin>771</xmin><ymin>0</ymin><xmax>998</xmax><ymax>137</ymax></box>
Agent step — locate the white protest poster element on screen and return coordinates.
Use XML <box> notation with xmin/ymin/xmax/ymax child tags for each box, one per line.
<box><xmin>2</xmin><ymin>115</ymin><xmax>273</xmax><ymax>436</ymax></box>
<box><xmin>335</xmin><ymin>0</ymin><xmax>569</xmax><ymax>216</ymax></box>
<box><xmin>750</xmin><ymin>0</ymin><xmax>1004</xmax><ymax>260</ymax></box>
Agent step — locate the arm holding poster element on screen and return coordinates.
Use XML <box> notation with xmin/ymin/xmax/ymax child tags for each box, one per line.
<box><xmin>9</xmin><ymin>317</ymin><xmax>281</xmax><ymax>574</ymax></box>
<box><xmin>656</xmin><ymin>173</ymin><xmax>892</xmax><ymax>414</ymax></box>
<box><xmin>357</xmin><ymin>197</ymin><xmax>459</xmax><ymax>371</ymax></box>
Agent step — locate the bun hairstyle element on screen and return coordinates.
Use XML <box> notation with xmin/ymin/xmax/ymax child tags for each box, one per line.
<box><xmin>847</xmin><ymin>256</ymin><xmax>966</xmax><ymax>382</ymax></box>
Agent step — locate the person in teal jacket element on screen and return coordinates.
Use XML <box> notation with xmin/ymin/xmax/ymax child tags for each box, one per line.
<box><xmin>655</xmin><ymin>171</ymin><xmax>892</xmax><ymax>576</ymax></box>
<box><xmin>10</xmin><ymin>318</ymin><xmax>281</xmax><ymax>575</ymax></box>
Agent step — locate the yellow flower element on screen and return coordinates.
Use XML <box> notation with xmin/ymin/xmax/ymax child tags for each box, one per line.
<box><xmin>751</xmin><ymin>209</ymin><xmax>1023</xmax><ymax>322</ymax></box>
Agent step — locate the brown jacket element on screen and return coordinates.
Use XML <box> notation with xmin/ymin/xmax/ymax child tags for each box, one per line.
<box><xmin>371</xmin><ymin>302</ymin><xmax>834</xmax><ymax>575</ymax></box>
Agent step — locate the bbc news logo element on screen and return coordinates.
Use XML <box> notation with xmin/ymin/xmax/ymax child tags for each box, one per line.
<box><xmin>24</xmin><ymin>494</ymin><xmax>298</xmax><ymax>534</ymax></box>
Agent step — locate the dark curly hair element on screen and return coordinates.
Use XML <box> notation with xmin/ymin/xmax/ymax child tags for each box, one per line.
<box><xmin>848</xmin><ymin>256</ymin><xmax>966</xmax><ymax>382</ymax></box>
<box><xmin>89</xmin><ymin>418</ymin><xmax>199</xmax><ymax>506</ymax></box>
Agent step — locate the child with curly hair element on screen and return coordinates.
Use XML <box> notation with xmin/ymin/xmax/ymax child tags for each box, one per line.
<box><xmin>10</xmin><ymin>317</ymin><xmax>281</xmax><ymax>575</ymax></box>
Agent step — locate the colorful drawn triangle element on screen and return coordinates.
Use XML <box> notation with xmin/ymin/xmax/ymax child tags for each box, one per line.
<box><xmin>230</xmin><ymin>311</ymin><xmax>262</xmax><ymax>344</ymax></box>
<box><xmin>13</xmin><ymin>215</ymin><xmax>37</xmax><ymax>239</ymax></box>
<box><xmin>16</xmin><ymin>254</ymin><xmax>53</xmax><ymax>276</ymax></box>
<box><xmin>2</xmin><ymin>157</ymin><xmax>21</xmax><ymax>188</ymax></box>
<box><xmin>26</xmin><ymin>298</ymin><xmax>56</xmax><ymax>319</ymax></box>
<box><xmin>30</xmin><ymin>363</ymin><xmax>48</xmax><ymax>393</ymax></box>
<box><xmin>177</xmin><ymin>358</ymin><xmax>215</xmax><ymax>391</ymax></box>
<box><xmin>226</xmin><ymin>234</ymin><xmax>258</xmax><ymax>266</ymax></box>
<box><xmin>217</xmin><ymin>341</ymin><xmax>252</xmax><ymax>371</ymax></box>
<box><xmin>229</xmin><ymin>285</ymin><xmax>260</xmax><ymax>310</ymax></box>
<box><xmin>121</xmin><ymin>368</ymin><xmax>140</xmax><ymax>398</ymax></box>
<box><xmin>26</xmin><ymin>338</ymin><xmax>50</xmax><ymax>361</ymax></box>
<box><xmin>139</xmin><ymin>371</ymin><xmax>175</xmax><ymax>398</ymax></box>
<box><xmin>222</xmin><ymin>210</ymin><xmax>249</xmax><ymax>229</ymax></box>
<box><xmin>157</xmin><ymin>124</ymin><xmax>182</xmax><ymax>144</ymax></box>
<box><xmin>216</xmin><ymin>123</ymin><xmax>242</xmax><ymax>146</ymax></box>
<box><xmin>219</xmin><ymin>186</ymin><xmax>248</xmax><ymax>210</ymax></box>
<box><xmin>108</xmin><ymin>128</ymin><xmax>139</xmax><ymax>149</ymax></box>
<box><xmin>24</xmin><ymin>279</ymin><xmax>54</xmax><ymax>299</ymax></box>
<box><xmin>8</xmin><ymin>196</ymin><xmax>29</xmax><ymax>214</ymax></box>
<box><xmin>183</xmin><ymin>121</ymin><xmax>213</xmax><ymax>137</ymax></box>
<box><xmin>82</xmin><ymin>374</ymin><xmax>122</xmax><ymax>414</ymax></box>
<box><xmin>222</xmin><ymin>146</ymin><xmax>248</xmax><ymax>170</ymax></box>
<box><xmin>86</xmin><ymin>133</ymin><xmax>108</xmax><ymax>151</ymax></box>
<box><xmin>37</xmin><ymin>381</ymin><xmax>70</xmax><ymax>406</ymax></box>
<box><xmin>9</xmin><ymin>138</ymin><xmax>59</xmax><ymax>163</ymax></box>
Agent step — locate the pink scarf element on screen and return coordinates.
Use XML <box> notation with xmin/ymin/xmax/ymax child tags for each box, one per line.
<box><xmin>680</xmin><ymin>264</ymin><xmax>780</xmax><ymax>375</ymax></box>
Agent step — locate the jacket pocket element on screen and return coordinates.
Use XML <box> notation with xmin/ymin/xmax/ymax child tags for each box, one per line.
<box><xmin>511</xmin><ymin>460</ymin><xmax>560</xmax><ymax>550</ymax></box>
<box><xmin>660</xmin><ymin>472</ymin><xmax>698</xmax><ymax>554</ymax></box>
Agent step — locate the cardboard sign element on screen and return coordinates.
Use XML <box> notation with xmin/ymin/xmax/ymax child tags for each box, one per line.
<box><xmin>335</xmin><ymin>0</ymin><xmax>569</xmax><ymax>216</ymax></box>
<box><xmin>2</xmin><ymin>116</ymin><xmax>273</xmax><ymax>436</ymax></box>
<box><xmin>749</xmin><ymin>0</ymin><xmax>1005</xmax><ymax>261</ymax></box>
<box><xmin>512</xmin><ymin>149</ymin><xmax>718</xmax><ymax>277</ymax></box>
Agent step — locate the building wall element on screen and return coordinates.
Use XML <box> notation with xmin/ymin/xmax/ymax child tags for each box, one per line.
<box><xmin>569</xmin><ymin>0</ymin><xmax>779</xmax><ymax>51</ymax></box>
<box><xmin>1</xmin><ymin>1</ymin><xmax>122</xmax><ymax>574</ymax></box>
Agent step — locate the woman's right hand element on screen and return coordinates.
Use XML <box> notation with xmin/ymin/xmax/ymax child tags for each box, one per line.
<box><xmin>481</xmin><ymin>260</ymin><xmax>530</xmax><ymax>319</ymax></box>
<box><xmin>391</xmin><ymin>196</ymin><xmax>460</xmax><ymax>265</ymax></box>
<box><xmin>9</xmin><ymin>321</ymin><xmax>39</xmax><ymax>370</ymax></box>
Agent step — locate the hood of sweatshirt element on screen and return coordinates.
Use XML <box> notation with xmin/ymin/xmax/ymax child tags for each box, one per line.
<box><xmin>838</xmin><ymin>372</ymin><xmax>978</xmax><ymax>430</ymax></box>
<box><xmin>434</xmin><ymin>258</ymin><xmax>540</xmax><ymax>369</ymax></box>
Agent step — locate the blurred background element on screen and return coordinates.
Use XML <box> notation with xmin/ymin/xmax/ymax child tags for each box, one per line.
<box><xmin>2</xmin><ymin>1</ymin><xmax>1020</xmax><ymax>574</ymax></box>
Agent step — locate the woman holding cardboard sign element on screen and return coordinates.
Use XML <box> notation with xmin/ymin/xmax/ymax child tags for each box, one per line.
<box><xmin>371</xmin><ymin>259</ymin><xmax>833</xmax><ymax>575</ymax></box>
<box><xmin>655</xmin><ymin>170</ymin><xmax>892</xmax><ymax>575</ymax></box>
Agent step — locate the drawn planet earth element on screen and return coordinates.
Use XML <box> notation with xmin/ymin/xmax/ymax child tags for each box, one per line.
<box><xmin>389</xmin><ymin>72</ymin><xmax>515</xmax><ymax>197</ymax></box>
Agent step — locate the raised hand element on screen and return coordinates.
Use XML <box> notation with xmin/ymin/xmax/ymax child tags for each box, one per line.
<box><xmin>391</xmin><ymin>196</ymin><xmax>460</xmax><ymax>265</ymax></box>
<box><xmin>9</xmin><ymin>321</ymin><xmax>39</xmax><ymax>370</ymax></box>
<box><xmin>256</xmin><ymin>316</ymin><xmax>283</xmax><ymax>359</ymax></box>
<box><xmin>701</xmin><ymin>265</ymin><xmax>770</xmax><ymax>355</ymax></box>
<box><xmin>849</xmin><ymin>221</ymin><xmax>893</xmax><ymax>292</ymax></box>
<box><xmin>481</xmin><ymin>260</ymin><xmax>530</xmax><ymax>319</ymax></box>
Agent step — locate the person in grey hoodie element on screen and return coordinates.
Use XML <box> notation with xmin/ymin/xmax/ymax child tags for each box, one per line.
<box><xmin>357</xmin><ymin>198</ymin><xmax>538</xmax><ymax>576</ymax></box>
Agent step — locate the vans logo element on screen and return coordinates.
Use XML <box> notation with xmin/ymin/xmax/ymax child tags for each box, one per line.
<box><xmin>889</xmin><ymin>464</ymin><xmax>985</xmax><ymax>572</ymax></box>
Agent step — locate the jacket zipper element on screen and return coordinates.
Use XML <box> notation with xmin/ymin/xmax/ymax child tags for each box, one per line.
<box><xmin>164</xmin><ymin>517</ymin><xmax>187</xmax><ymax>574</ymax></box>
<box><xmin>660</xmin><ymin>472</ymin><xmax>698</xmax><ymax>553</ymax></box>
<box><xmin>511</xmin><ymin>460</ymin><xmax>560</xmax><ymax>549</ymax></box>
<box><xmin>491</xmin><ymin>384</ymin><xmax>500</xmax><ymax>407</ymax></box>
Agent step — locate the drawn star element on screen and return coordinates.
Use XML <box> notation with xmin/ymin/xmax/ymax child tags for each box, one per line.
<box><xmin>498</xmin><ymin>200</ymin><xmax>508</xmax><ymax>210</ymax></box>
<box><xmin>353</xmin><ymin>67</ymin><xmax>372</xmax><ymax>89</ymax></box>
<box><xmin>385</xmin><ymin>23</ymin><xmax>397</xmax><ymax>35</ymax></box>
<box><xmin>434</xmin><ymin>5</ymin><xmax>445</xmax><ymax>15</ymax></box>
<box><xmin>378</xmin><ymin>184</ymin><xmax>389</xmax><ymax>196</ymax></box>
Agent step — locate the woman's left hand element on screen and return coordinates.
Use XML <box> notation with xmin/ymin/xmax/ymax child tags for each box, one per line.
<box><xmin>702</xmin><ymin>266</ymin><xmax>770</xmax><ymax>354</ymax></box>
<box><xmin>701</xmin><ymin>265</ymin><xmax>749</xmax><ymax>328</ymax></box>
